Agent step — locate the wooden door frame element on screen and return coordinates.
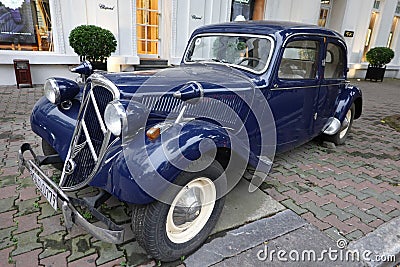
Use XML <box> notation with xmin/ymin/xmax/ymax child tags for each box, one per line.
<box><xmin>253</xmin><ymin>0</ymin><xmax>265</xmax><ymax>20</ymax></box>
<box><xmin>137</xmin><ymin>0</ymin><xmax>160</xmax><ymax>58</ymax></box>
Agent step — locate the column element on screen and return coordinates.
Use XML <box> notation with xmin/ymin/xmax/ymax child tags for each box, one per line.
<box><xmin>372</xmin><ymin>0</ymin><xmax>397</xmax><ymax>47</ymax></box>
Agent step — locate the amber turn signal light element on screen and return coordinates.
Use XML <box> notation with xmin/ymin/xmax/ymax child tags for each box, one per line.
<box><xmin>146</xmin><ymin>127</ymin><xmax>161</xmax><ymax>140</ymax></box>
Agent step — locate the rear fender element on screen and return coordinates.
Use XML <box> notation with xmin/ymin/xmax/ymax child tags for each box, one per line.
<box><xmin>334</xmin><ymin>84</ymin><xmax>362</xmax><ymax>122</ymax></box>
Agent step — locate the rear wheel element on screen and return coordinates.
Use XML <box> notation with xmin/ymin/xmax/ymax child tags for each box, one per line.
<box><xmin>323</xmin><ymin>104</ymin><xmax>355</xmax><ymax>145</ymax></box>
<box><xmin>131</xmin><ymin>157</ymin><xmax>226</xmax><ymax>262</ymax></box>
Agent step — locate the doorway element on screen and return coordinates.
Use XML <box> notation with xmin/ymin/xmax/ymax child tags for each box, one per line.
<box><xmin>136</xmin><ymin>0</ymin><xmax>159</xmax><ymax>56</ymax></box>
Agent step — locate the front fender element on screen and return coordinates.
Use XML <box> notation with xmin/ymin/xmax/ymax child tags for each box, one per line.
<box><xmin>31</xmin><ymin>97</ymin><xmax>80</xmax><ymax>160</ymax></box>
<box><xmin>334</xmin><ymin>84</ymin><xmax>362</xmax><ymax>122</ymax></box>
<box><xmin>91</xmin><ymin>120</ymin><xmax>256</xmax><ymax>204</ymax></box>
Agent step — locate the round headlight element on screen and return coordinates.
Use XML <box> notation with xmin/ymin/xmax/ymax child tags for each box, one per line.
<box><xmin>104</xmin><ymin>101</ymin><xmax>126</xmax><ymax>136</ymax></box>
<box><xmin>44</xmin><ymin>79</ymin><xmax>60</xmax><ymax>104</ymax></box>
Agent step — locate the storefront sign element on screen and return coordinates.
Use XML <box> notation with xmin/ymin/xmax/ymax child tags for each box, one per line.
<box><xmin>99</xmin><ymin>4</ymin><xmax>114</xmax><ymax>10</ymax></box>
<box><xmin>191</xmin><ymin>15</ymin><xmax>202</xmax><ymax>20</ymax></box>
<box><xmin>344</xmin><ymin>31</ymin><xmax>355</xmax><ymax>37</ymax></box>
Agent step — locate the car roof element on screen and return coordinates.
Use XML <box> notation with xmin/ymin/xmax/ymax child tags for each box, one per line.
<box><xmin>192</xmin><ymin>20</ymin><xmax>344</xmax><ymax>40</ymax></box>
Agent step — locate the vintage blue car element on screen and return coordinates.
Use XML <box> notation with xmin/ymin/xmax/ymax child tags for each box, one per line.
<box><xmin>19</xmin><ymin>21</ymin><xmax>362</xmax><ymax>262</ymax></box>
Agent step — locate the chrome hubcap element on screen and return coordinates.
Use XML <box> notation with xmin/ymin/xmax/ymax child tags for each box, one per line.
<box><xmin>166</xmin><ymin>178</ymin><xmax>216</xmax><ymax>244</ymax></box>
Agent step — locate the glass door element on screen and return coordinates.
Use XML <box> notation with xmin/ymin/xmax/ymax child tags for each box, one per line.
<box><xmin>318</xmin><ymin>0</ymin><xmax>332</xmax><ymax>27</ymax></box>
<box><xmin>136</xmin><ymin>0</ymin><xmax>159</xmax><ymax>56</ymax></box>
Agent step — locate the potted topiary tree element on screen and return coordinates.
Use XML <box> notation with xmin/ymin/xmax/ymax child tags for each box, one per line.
<box><xmin>69</xmin><ymin>25</ymin><xmax>117</xmax><ymax>71</ymax></box>
<box><xmin>365</xmin><ymin>47</ymin><xmax>395</xmax><ymax>82</ymax></box>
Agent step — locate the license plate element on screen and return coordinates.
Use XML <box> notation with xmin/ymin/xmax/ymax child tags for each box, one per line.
<box><xmin>30</xmin><ymin>170</ymin><xmax>58</xmax><ymax>211</ymax></box>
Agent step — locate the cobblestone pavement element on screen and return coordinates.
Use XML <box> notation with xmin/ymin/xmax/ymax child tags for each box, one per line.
<box><xmin>0</xmin><ymin>79</ymin><xmax>399</xmax><ymax>266</ymax></box>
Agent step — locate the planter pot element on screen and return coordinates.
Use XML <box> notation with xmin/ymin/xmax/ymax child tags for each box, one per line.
<box><xmin>90</xmin><ymin>60</ymin><xmax>107</xmax><ymax>71</ymax></box>
<box><xmin>365</xmin><ymin>65</ymin><xmax>386</xmax><ymax>82</ymax></box>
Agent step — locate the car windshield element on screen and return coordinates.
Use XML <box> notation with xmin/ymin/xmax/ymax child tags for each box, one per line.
<box><xmin>185</xmin><ymin>35</ymin><xmax>273</xmax><ymax>73</ymax></box>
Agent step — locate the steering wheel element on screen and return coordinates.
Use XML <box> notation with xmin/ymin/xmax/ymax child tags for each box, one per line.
<box><xmin>237</xmin><ymin>57</ymin><xmax>265</xmax><ymax>67</ymax></box>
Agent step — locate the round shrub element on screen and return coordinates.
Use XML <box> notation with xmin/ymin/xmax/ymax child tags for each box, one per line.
<box><xmin>69</xmin><ymin>25</ymin><xmax>117</xmax><ymax>62</ymax></box>
<box><xmin>366</xmin><ymin>47</ymin><xmax>395</xmax><ymax>67</ymax></box>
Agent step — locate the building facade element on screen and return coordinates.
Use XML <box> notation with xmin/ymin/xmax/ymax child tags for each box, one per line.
<box><xmin>0</xmin><ymin>0</ymin><xmax>399</xmax><ymax>85</ymax></box>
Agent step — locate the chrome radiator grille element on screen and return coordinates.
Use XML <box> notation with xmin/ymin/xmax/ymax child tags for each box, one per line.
<box><xmin>141</xmin><ymin>94</ymin><xmax>244</xmax><ymax>125</ymax></box>
<box><xmin>60</xmin><ymin>74</ymin><xmax>118</xmax><ymax>190</ymax></box>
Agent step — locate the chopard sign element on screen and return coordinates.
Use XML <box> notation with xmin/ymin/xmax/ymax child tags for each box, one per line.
<box><xmin>99</xmin><ymin>4</ymin><xmax>114</xmax><ymax>10</ymax></box>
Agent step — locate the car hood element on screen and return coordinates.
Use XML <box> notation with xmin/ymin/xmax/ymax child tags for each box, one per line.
<box><xmin>101</xmin><ymin>64</ymin><xmax>259</xmax><ymax>99</ymax></box>
<box><xmin>101</xmin><ymin>64</ymin><xmax>259</xmax><ymax>129</ymax></box>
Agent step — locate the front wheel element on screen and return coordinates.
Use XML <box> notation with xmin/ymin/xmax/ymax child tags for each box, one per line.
<box><xmin>131</xmin><ymin>158</ymin><xmax>226</xmax><ymax>262</ymax></box>
<box><xmin>323</xmin><ymin>104</ymin><xmax>355</xmax><ymax>145</ymax></box>
<box><xmin>41</xmin><ymin>138</ymin><xmax>63</xmax><ymax>170</ymax></box>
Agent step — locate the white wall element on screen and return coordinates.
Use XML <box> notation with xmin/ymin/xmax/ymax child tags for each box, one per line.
<box><xmin>329</xmin><ymin>0</ymin><xmax>346</xmax><ymax>33</ymax></box>
<box><xmin>170</xmin><ymin>0</ymin><xmax>230</xmax><ymax>64</ymax></box>
<box><xmin>372</xmin><ymin>0</ymin><xmax>397</xmax><ymax>47</ymax></box>
<box><xmin>265</xmin><ymin>0</ymin><xmax>320</xmax><ymax>24</ymax></box>
<box><xmin>0</xmin><ymin>64</ymin><xmax>78</xmax><ymax>86</ymax></box>
<box><xmin>0</xmin><ymin>51</ymin><xmax>80</xmax><ymax>85</ymax></box>
<box><xmin>340</xmin><ymin>0</ymin><xmax>374</xmax><ymax>65</ymax></box>
<box><xmin>340</xmin><ymin>0</ymin><xmax>400</xmax><ymax>78</ymax></box>
<box><xmin>161</xmin><ymin>0</ymin><xmax>173</xmax><ymax>61</ymax></box>
<box><xmin>391</xmin><ymin>18</ymin><xmax>400</xmax><ymax>66</ymax></box>
<box><xmin>59</xmin><ymin>0</ymin><xmax>87</xmax><ymax>55</ymax></box>
<box><xmin>83</xmin><ymin>0</ymin><xmax>139</xmax><ymax>64</ymax></box>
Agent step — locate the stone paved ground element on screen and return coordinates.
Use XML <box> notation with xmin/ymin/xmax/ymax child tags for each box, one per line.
<box><xmin>0</xmin><ymin>79</ymin><xmax>399</xmax><ymax>266</ymax></box>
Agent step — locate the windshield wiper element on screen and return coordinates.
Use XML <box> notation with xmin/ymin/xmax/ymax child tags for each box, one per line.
<box><xmin>187</xmin><ymin>58</ymin><xmax>230</xmax><ymax>65</ymax></box>
<box><xmin>211</xmin><ymin>58</ymin><xmax>229</xmax><ymax>64</ymax></box>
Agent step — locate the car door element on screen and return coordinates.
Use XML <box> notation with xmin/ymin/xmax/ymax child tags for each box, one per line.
<box><xmin>268</xmin><ymin>36</ymin><xmax>324</xmax><ymax>151</ymax></box>
<box><xmin>314</xmin><ymin>38</ymin><xmax>348</xmax><ymax>133</ymax></box>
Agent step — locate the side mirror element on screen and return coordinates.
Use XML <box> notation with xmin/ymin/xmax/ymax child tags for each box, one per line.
<box><xmin>70</xmin><ymin>61</ymin><xmax>93</xmax><ymax>76</ymax></box>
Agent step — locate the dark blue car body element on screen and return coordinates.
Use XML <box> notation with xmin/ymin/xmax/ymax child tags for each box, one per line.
<box><xmin>30</xmin><ymin>21</ymin><xmax>362</xmax><ymax>205</ymax></box>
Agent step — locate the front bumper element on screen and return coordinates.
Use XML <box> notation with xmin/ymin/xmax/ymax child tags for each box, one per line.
<box><xmin>18</xmin><ymin>143</ymin><xmax>124</xmax><ymax>244</ymax></box>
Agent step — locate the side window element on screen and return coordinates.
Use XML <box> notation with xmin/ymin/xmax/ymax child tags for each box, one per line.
<box><xmin>324</xmin><ymin>43</ymin><xmax>345</xmax><ymax>79</ymax></box>
<box><xmin>278</xmin><ymin>40</ymin><xmax>320</xmax><ymax>80</ymax></box>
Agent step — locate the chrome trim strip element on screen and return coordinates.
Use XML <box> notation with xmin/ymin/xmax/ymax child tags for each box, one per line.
<box><xmin>90</xmin><ymin>73</ymin><xmax>121</xmax><ymax>99</ymax></box>
<box><xmin>271</xmin><ymin>85</ymin><xmax>320</xmax><ymax>91</ymax></box>
<box><xmin>107</xmin><ymin>137</ymin><xmax>120</xmax><ymax>150</ymax></box>
<box><xmin>183</xmin><ymin>33</ymin><xmax>275</xmax><ymax>75</ymax></box>
<box><xmin>81</xmin><ymin>120</ymin><xmax>98</xmax><ymax>162</ymax></box>
<box><xmin>29</xmin><ymin>160</ymin><xmax>70</xmax><ymax>200</ymax></box>
<box><xmin>282</xmin><ymin>32</ymin><xmax>345</xmax><ymax>47</ymax></box>
<box><xmin>272</xmin><ymin>82</ymin><xmax>345</xmax><ymax>91</ymax></box>
<box><xmin>59</xmin><ymin>121</ymin><xmax>84</xmax><ymax>187</ymax></box>
<box><xmin>89</xmin><ymin>90</ymin><xmax>107</xmax><ymax>135</ymax></box>
<box><xmin>321</xmin><ymin>82</ymin><xmax>346</xmax><ymax>86</ymax></box>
